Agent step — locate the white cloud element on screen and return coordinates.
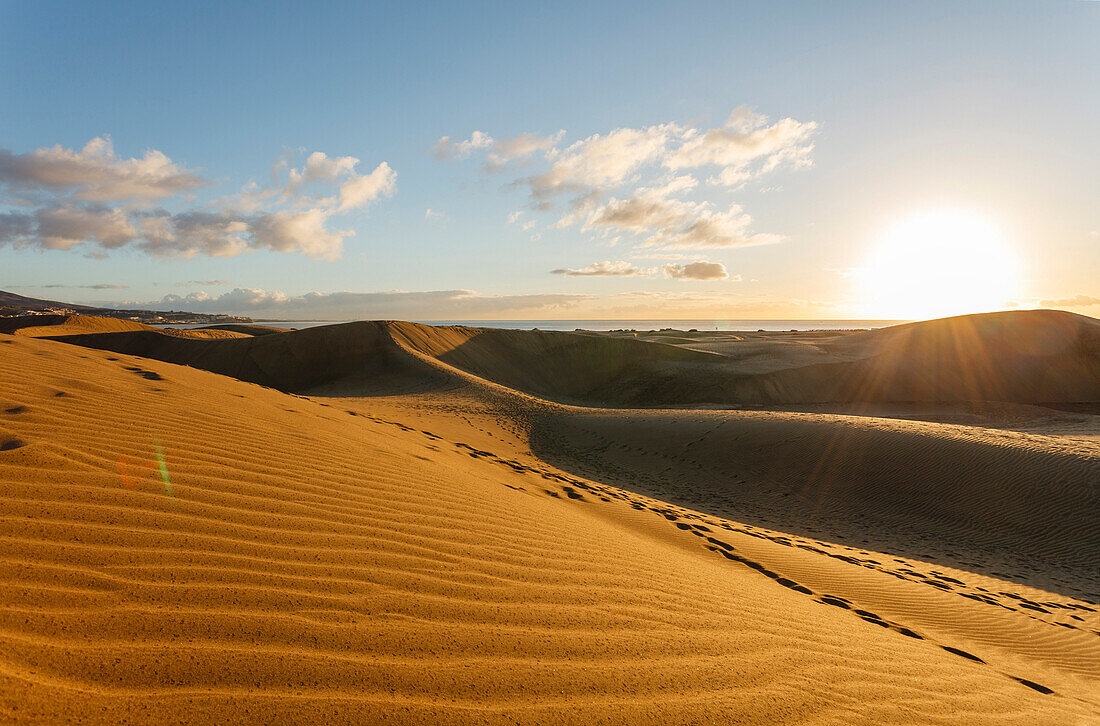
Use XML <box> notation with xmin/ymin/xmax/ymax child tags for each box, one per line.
<box><xmin>136</xmin><ymin>210</ymin><xmax>249</xmax><ymax>258</ymax></box>
<box><xmin>135</xmin><ymin>207</ymin><xmax>349</xmax><ymax>260</ymax></box>
<box><xmin>433</xmin><ymin>131</ymin><xmax>561</xmax><ymax>168</ymax></box>
<box><xmin>0</xmin><ymin>141</ymin><xmax>396</xmax><ymax>259</ymax></box>
<box><xmin>109</xmin><ymin>286</ymin><xmax>844</xmax><ymax>320</ymax></box>
<box><xmin>651</xmin><ymin>206</ymin><xmax>781</xmax><ymax>249</ymax></box>
<box><xmin>1038</xmin><ymin>294</ymin><xmax>1100</xmax><ymax>308</ymax></box>
<box><xmin>707</xmin><ymin>167</ymin><xmax>752</xmax><ymax>188</ymax></box>
<box><xmin>530</xmin><ymin>124</ymin><xmax>678</xmax><ymax>200</ymax></box>
<box><xmin>431</xmin><ymin>131</ymin><xmax>494</xmax><ymax>160</ymax></box>
<box><xmin>337</xmin><ymin>162</ymin><xmax>395</xmax><ymax>210</ymax></box>
<box><xmin>436</xmin><ymin>108</ymin><xmax>815</xmax><ymax>256</ymax></box>
<box><xmin>583</xmin><ymin>179</ymin><xmax>780</xmax><ymax>249</ymax></box>
<box><xmin>285</xmin><ymin>151</ymin><xmax>358</xmax><ymax>193</ymax></box>
<box><xmin>550</xmin><ymin>260</ymin><xmax>652</xmax><ymax>277</ymax></box>
<box><xmin>662</xmin><ymin>261</ymin><xmax>733</xmax><ymax>281</ymax></box>
<box><xmin>250</xmin><ymin>208</ymin><xmax>350</xmax><ymax>260</ymax></box>
<box><xmin>668</xmin><ymin>106</ymin><xmax>817</xmax><ymax>173</ymax></box>
<box><xmin>487</xmin><ymin>132</ymin><xmax>562</xmax><ymax>168</ymax></box>
<box><xmin>0</xmin><ymin>136</ymin><xmax>206</xmax><ymax>202</ymax></box>
<box><xmin>116</xmin><ymin>287</ymin><xmax>595</xmax><ymax>319</ymax></box>
<box><xmin>273</xmin><ymin>152</ymin><xmax>395</xmax><ymax>211</ymax></box>
<box><xmin>36</xmin><ymin>205</ymin><xmax>137</xmax><ymax>250</ymax></box>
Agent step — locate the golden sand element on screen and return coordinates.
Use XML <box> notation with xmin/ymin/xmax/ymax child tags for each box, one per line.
<box><xmin>0</xmin><ymin>313</ymin><xmax>1097</xmax><ymax>723</ymax></box>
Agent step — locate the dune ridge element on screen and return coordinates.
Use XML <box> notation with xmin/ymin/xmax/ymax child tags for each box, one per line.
<box><xmin>11</xmin><ymin>310</ymin><xmax>1098</xmax><ymax>407</ymax></box>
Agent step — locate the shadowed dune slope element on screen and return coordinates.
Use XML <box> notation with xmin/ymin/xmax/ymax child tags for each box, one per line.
<box><xmin>765</xmin><ymin>310</ymin><xmax>1100</xmax><ymax>404</ymax></box>
<box><xmin>394</xmin><ymin>310</ymin><xmax>1100</xmax><ymax>405</ymax></box>
<box><xmin>14</xmin><ymin>310</ymin><xmax>1100</xmax><ymax>407</ymax></box>
<box><xmin>41</xmin><ymin>320</ymin><xmax>434</xmax><ymax>391</ymax></box>
<box><xmin>7</xmin><ymin>334</ymin><xmax>1099</xmax><ymax>723</ymax></box>
<box><xmin>527</xmin><ymin>406</ymin><xmax>1100</xmax><ymax>595</ymax></box>
<box><xmin>35</xmin><ymin>319</ymin><xmax>729</xmax><ymax>398</ymax></box>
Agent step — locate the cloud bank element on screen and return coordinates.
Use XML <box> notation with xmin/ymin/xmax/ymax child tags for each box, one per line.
<box><xmin>549</xmin><ymin>258</ymin><xmax>734</xmax><ymax>281</ymax></box>
<box><xmin>116</xmin><ymin>287</ymin><xmax>594</xmax><ymax>320</ymax></box>
<box><xmin>1038</xmin><ymin>294</ymin><xmax>1100</xmax><ymax>308</ymax></box>
<box><xmin>0</xmin><ymin>138</ymin><xmax>395</xmax><ymax>259</ymax></box>
<box><xmin>550</xmin><ymin>261</ymin><xmax>650</xmax><ymax>277</ymax></box>
<box><xmin>661</xmin><ymin>261</ymin><xmax>732</xmax><ymax>281</ymax></box>
<box><xmin>0</xmin><ymin>136</ymin><xmax>205</xmax><ymax>201</ymax></box>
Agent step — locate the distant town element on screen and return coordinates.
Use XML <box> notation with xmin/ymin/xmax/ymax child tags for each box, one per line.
<box><xmin>0</xmin><ymin>290</ymin><xmax>251</xmax><ymax>325</ymax></box>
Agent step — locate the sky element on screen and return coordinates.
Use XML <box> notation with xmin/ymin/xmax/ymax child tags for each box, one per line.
<box><xmin>1</xmin><ymin>0</ymin><xmax>1097</xmax><ymax>321</ymax></box>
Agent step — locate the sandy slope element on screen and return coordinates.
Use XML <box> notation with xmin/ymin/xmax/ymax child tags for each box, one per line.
<box><xmin>16</xmin><ymin>310</ymin><xmax>1100</xmax><ymax>408</ymax></box>
<box><xmin>1</xmin><ymin>321</ymin><xmax>1098</xmax><ymax>723</ymax></box>
<box><xmin>528</xmin><ymin>407</ymin><xmax>1100</xmax><ymax>594</ymax></box>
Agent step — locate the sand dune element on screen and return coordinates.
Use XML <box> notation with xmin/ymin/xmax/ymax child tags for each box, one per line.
<box><xmin>2</xmin><ymin>314</ymin><xmax>1098</xmax><ymax>723</ymax></box>
<box><xmin>15</xmin><ymin>310</ymin><xmax>1099</xmax><ymax>408</ymax></box>
<box><xmin>199</xmin><ymin>323</ymin><xmax>292</xmax><ymax>336</ymax></box>
<box><xmin>527</xmin><ymin>406</ymin><xmax>1100</xmax><ymax>597</ymax></box>
<box><xmin>0</xmin><ymin>314</ymin><xmax>156</xmax><ymax>337</ymax></box>
<box><xmin>757</xmin><ymin>310</ymin><xmax>1100</xmax><ymax>404</ymax></box>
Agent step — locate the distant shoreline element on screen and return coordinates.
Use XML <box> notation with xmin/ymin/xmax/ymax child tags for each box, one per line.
<box><xmin>163</xmin><ymin>318</ymin><xmax>908</xmax><ymax>332</ymax></box>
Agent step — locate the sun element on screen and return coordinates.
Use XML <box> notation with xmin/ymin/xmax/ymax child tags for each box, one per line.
<box><xmin>857</xmin><ymin>209</ymin><xmax>1020</xmax><ymax>321</ymax></box>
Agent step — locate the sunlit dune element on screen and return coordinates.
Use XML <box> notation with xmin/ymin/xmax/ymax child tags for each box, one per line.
<box><xmin>0</xmin><ymin>313</ymin><xmax>1098</xmax><ymax>723</ymax></box>
<box><xmin>12</xmin><ymin>309</ymin><xmax>1098</xmax><ymax>408</ymax></box>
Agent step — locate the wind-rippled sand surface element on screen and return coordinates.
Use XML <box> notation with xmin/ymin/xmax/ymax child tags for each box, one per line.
<box><xmin>1</xmin><ymin>314</ymin><xmax>1097</xmax><ymax>723</ymax></box>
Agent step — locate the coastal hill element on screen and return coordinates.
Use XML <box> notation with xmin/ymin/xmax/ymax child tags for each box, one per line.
<box><xmin>0</xmin><ymin>289</ymin><xmax>249</xmax><ymax>325</ymax></box>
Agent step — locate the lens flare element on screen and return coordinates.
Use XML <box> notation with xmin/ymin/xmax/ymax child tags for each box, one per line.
<box><xmin>116</xmin><ymin>443</ymin><xmax>173</xmax><ymax>496</ymax></box>
<box><xmin>155</xmin><ymin>442</ymin><xmax>173</xmax><ymax>496</ymax></box>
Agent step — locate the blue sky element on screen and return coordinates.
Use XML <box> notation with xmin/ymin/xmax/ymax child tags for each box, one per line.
<box><xmin>2</xmin><ymin>0</ymin><xmax>1097</xmax><ymax>320</ymax></box>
